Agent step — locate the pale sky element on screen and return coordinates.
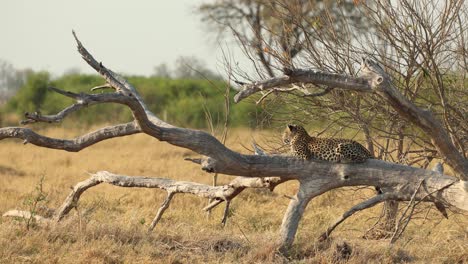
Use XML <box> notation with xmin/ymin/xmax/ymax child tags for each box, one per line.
<box><xmin>0</xmin><ymin>0</ymin><xmax>245</xmax><ymax>77</ymax></box>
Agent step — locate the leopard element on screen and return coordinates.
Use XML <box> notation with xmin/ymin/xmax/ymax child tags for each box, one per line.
<box><xmin>282</xmin><ymin>124</ymin><xmax>374</xmax><ymax>163</ymax></box>
<box><xmin>282</xmin><ymin>124</ymin><xmax>447</xmax><ymax>220</ymax></box>
<box><xmin>283</xmin><ymin>123</ymin><xmax>383</xmax><ymax>194</ymax></box>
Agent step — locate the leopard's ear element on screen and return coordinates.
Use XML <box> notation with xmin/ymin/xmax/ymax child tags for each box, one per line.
<box><xmin>287</xmin><ymin>124</ymin><xmax>296</xmax><ymax>131</ymax></box>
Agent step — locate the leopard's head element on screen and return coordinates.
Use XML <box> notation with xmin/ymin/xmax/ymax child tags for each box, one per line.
<box><xmin>282</xmin><ymin>124</ymin><xmax>309</xmax><ymax>145</ymax></box>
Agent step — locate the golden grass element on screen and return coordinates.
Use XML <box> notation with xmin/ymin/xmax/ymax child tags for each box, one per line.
<box><xmin>0</xmin><ymin>127</ymin><xmax>467</xmax><ymax>263</ymax></box>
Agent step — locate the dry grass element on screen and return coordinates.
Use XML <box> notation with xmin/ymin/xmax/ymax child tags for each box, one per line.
<box><xmin>0</xmin><ymin>127</ymin><xmax>467</xmax><ymax>263</ymax></box>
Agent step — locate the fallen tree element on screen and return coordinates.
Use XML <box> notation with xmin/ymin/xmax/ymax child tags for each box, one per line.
<box><xmin>1</xmin><ymin>32</ymin><xmax>467</xmax><ymax>251</ymax></box>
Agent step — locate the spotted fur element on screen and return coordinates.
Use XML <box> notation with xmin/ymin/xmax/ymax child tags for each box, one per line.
<box><xmin>283</xmin><ymin>124</ymin><xmax>374</xmax><ymax>163</ymax></box>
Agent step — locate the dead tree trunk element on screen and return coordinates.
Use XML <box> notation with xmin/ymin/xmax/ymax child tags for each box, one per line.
<box><xmin>1</xmin><ymin>33</ymin><xmax>467</xmax><ymax>250</ymax></box>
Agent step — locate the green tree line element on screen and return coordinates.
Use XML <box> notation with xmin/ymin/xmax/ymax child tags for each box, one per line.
<box><xmin>1</xmin><ymin>72</ymin><xmax>263</xmax><ymax>128</ymax></box>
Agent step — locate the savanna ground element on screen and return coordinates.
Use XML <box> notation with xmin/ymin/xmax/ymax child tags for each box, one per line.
<box><xmin>0</xmin><ymin>126</ymin><xmax>466</xmax><ymax>263</ymax></box>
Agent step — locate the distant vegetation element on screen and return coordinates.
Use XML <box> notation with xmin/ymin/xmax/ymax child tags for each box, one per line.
<box><xmin>1</xmin><ymin>72</ymin><xmax>264</xmax><ymax>128</ymax></box>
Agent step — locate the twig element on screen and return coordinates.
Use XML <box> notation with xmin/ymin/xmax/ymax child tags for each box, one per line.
<box><xmin>91</xmin><ymin>83</ymin><xmax>113</xmax><ymax>91</ymax></box>
<box><xmin>390</xmin><ymin>179</ymin><xmax>424</xmax><ymax>244</ymax></box>
<box><xmin>149</xmin><ymin>192</ymin><xmax>175</xmax><ymax>231</ymax></box>
<box><xmin>256</xmin><ymin>87</ymin><xmax>297</xmax><ymax>105</ymax></box>
<box><xmin>203</xmin><ymin>199</ymin><xmax>223</xmax><ymax>212</ymax></box>
<box><xmin>319</xmin><ymin>193</ymin><xmax>395</xmax><ymax>241</ymax></box>
<box><xmin>221</xmin><ymin>200</ymin><xmax>231</xmax><ymax>226</ymax></box>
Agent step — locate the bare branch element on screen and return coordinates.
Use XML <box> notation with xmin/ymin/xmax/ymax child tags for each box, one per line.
<box><xmin>21</xmin><ymin>105</ymin><xmax>82</xmax><ymax>125</ymax></box>
<box><xmin>203</xmin><ymin>199</ymin><xmax>223</xmax><ymax>212</ymax></box>
<box><xmin>148</xmin><ymin>192</ymin><xmax>175</xmax><ymax>231</ymax></box>
<box><xmin>54</xmin><ymin>171</ymin><xmax>237</xmax><ymax>222</ymax></box>
<box><xmin>72</xmin><ymin>31</ymin><xmax>128</xmax><ymax>94</ymax></box>
<box><xmin>221</xmin><ymin>200</ymin><xmax>231</xmax><ymax>226</ymax></box>
<box><xmin>319</xmin><ymin>176</ymin><xmax>457</xmax><ymax>242</ymax></box>
<box><xmin>319</xmin><ymin>192</ymin><xmax>397</xmax><ymax>241</ymax></box>
<box><xmin>0</xmin><ymin>122</ymin><xmax>140</xmax><ymax>152</ymax></box>
<box><xmin>3</xmin><ymin>171</ymin><xmax>288</xmax><ymax>229</ymax></box>
<box><xmin>21</xmin><ymin>86</ymin><xmax>107</xmax><ymax>124</ymax></box>
<box><xmin>234</xmin><ymin>69</ymin><xmax>371</xmax><ymax>103</ymax></box>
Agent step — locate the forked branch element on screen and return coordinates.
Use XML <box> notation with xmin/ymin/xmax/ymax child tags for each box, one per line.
<box><xmin>4</xmin><ymin>171</ymin><xmax>288</xmax><ymax>229</ymax></box>
<box><xmin>0</xmin><ymin>122</ymin><xmax>140</xmax><ymax>152</ymax></box>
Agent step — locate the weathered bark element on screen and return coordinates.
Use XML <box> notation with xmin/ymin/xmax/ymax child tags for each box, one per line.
<box><xmin>1</xmin><ymin>33</ymin><xmax>467</xmax><ymax>249</ymax></box>
<box><xmin>278</xmin><ymin>179</ymin><xmax>330</xmax><ymax>249</ymax></box>
<box><xmin>4</xmin><ymin>171</ymin><xmax>286</xmax><ymax>227</ymax></box>
<box><xmin>0</xmin><ymin>121</ymin><xmax>140</xmax><ymax>152</ymax></box>
<box><xmin>234</xmin><ymin>60</ymin><xmax>468</xmax><ymax>182</ymax></box>
<box><xmin>359</xmin><ymin>59</ymin><xmax>468</xmax><ymax>181</ymax></box>
<box><xmin>234</xmin><ymin>69</ymin><xmax>372</xmax><ymax>103</ymax></box>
